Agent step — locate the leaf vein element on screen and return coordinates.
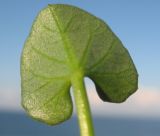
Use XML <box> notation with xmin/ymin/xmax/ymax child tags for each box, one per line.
<box><xmin>64</xmin><ymin>14</ymin><xmax>77</xmax><ymax>32</ymax></box>
<box><xmin>35</xmin><ymin>82</ymin><xmax>69</xmax><ymax>110</ymax></box>
<box><xmin>40</xmin><ymin>23</ymin><xmax>55</xmax><ymax>32</ymax></box>
<box><xmin>89</xmin><ymin>66</ymin><xmax>132</xmax><ymax>77</ymax></box>
<box><xmin>88</xmin><ymin>38</ymin><xmax>116</xmax><ymax>70</ymax></box>
<box><xmin>32</xmin><ymin>46</ymin><xmax>65</xmax><ymax>64</ymax></box>
<box><xmin>30</xmin><ymin>80</ymin><xmax>52</xmax><ymax>95</ymax></box>
<box><xmin>80</xmin><ymin>32</ymin><xmax>93</xmax><ymax>66</ymax></box>
<box><xmin>28</xmin><ymin>68</ymin><xmax>69</xmax><ymax>80</ymax></box>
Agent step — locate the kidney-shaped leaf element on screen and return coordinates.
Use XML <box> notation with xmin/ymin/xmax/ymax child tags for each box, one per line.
<box><xmin>21</xmin><ymin>4</ymin><xmax>138</xmax><ymax>125</ymax></box>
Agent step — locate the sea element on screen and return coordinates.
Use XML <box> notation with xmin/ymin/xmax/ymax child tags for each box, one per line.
<box><xmin>0</xmin><ymin>112</ymin><xmax>160</xmax><ymax>136</ymax></box>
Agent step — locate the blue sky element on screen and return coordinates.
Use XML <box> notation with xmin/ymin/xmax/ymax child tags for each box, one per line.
<box><xmin>0</xmin><ymin>0</ymin><xmax>160</xmax><ymax>114</ymax></box>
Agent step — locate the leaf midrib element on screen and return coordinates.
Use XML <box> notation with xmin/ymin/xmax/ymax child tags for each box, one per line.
<box><xmin>48</xmin><ymin>6</ymin><xmax>80</xmax><ymax>74</ymax></box>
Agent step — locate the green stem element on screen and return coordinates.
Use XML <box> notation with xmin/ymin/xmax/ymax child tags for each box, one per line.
<box><xmin>71</xmin><ymin>71</ymin><xmax>94</xmax><ymax>136</ymax></box>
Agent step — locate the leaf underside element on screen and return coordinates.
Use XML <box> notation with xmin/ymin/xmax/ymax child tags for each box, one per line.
<box><xmin>21</xmin><ymin>4</ymin><xmax>138</xmax><ymax>125</ymax></box>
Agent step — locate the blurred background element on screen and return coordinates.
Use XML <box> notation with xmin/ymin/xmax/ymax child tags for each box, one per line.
<box><xmin>0</xmin><ymin>0</ymin><xmax>160</xmax><ymax>136</ymax></box>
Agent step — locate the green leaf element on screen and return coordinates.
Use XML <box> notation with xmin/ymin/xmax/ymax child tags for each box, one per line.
<box><xmin>21</xmin><ymin>4</ymin><xmax>138</xmax><ymax>125</ymax></box>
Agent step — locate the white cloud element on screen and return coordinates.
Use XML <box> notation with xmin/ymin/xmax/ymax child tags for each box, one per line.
<box><xmin>86</xmin><ymin>85</ymin><xmax>160</xmax><ymax>118</ymax></box>
<box><xmin>0</xmin><ymin>88</ymin><xmax>22</xmax><ymax>112</ymax></box>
